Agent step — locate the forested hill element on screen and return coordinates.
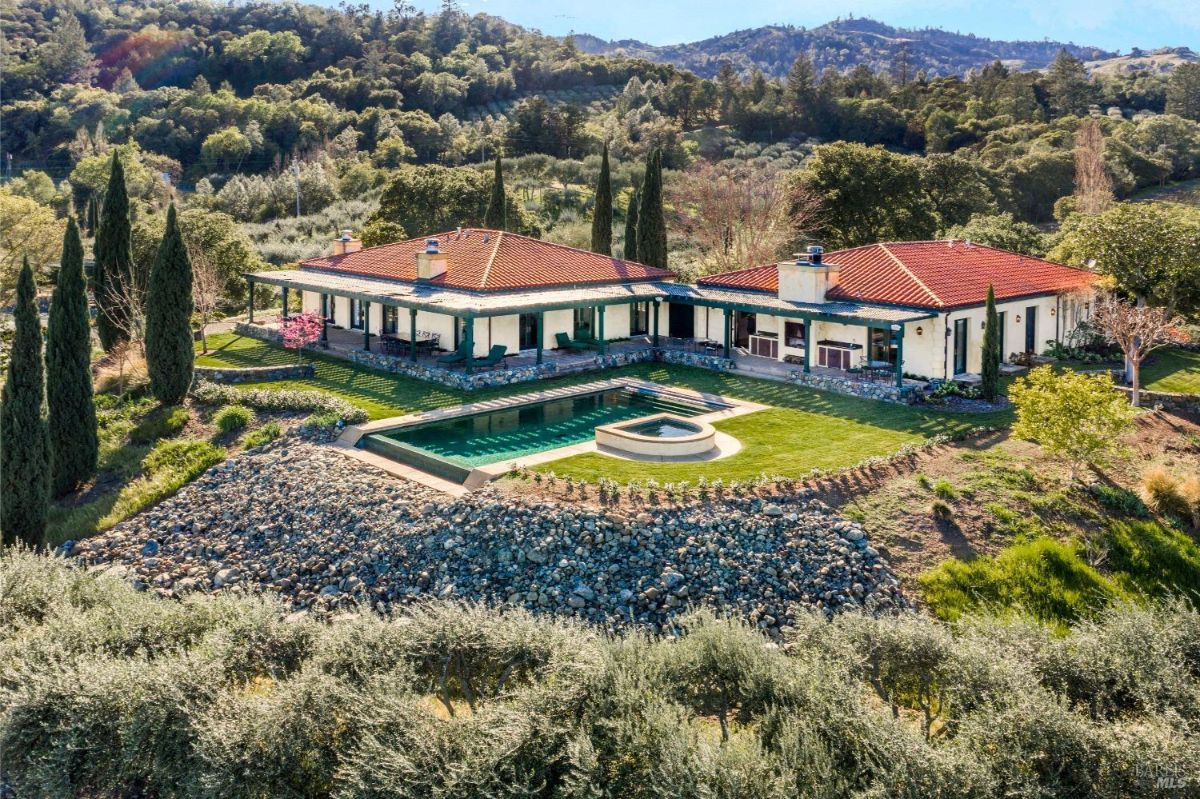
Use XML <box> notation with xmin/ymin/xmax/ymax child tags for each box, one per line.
<box><xmin>573</xmin><ymin>18</ymin><xmax>1115</xmax><ymax>78</ymax></box>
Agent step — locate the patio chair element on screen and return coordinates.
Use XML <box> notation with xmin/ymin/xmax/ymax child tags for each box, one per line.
<box><xmin>436</xmin><ymin>341</ymin><xmax>470</xmax><ymax>364</ymax></box>
<box><xmin>555</xmin><ymin>332</ymin><xmax>592</xmax><ymax>352</ymax></box>
<box><xmin>470</xmin><ymin>344</ymin><xmax>508</xmax><ymax>370</ymax></box>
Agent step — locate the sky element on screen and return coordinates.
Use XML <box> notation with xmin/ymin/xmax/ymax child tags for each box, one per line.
<box><xmin>349</xmin><ymin>0</ymin><xmax>1200</xmax><ymax>52</ymax></box>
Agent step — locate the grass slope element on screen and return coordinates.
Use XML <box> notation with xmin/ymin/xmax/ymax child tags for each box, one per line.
<box><xmin>198</xmin><ymin>333</ymin><xmax>1011</xmax><ymax>482</ymax></box>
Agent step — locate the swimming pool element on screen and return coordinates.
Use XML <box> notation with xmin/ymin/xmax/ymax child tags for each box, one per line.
<box><xmin>360</xmin><ymin>387</ymin><xmax>726</xmax><ymax>483</ymax></box>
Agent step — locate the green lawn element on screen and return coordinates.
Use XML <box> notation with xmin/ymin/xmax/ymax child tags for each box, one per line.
<box><xmin>1142</xmin><ymin>348</ymin><xmax>1200</xmax><ymax>394</ymax></box>
<box><xmin>198</xmin><ymin>333</ymin><xmax>1012</xmax><ymax>482</ymax></box>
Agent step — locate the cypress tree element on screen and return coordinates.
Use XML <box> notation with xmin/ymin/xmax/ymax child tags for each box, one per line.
<box><xmin>590</xmin><ymin>141</ymin><xmax>613</xmax><ymax>255</ymax></box>
<box><xmin>484</xmin><ymin>156</ymin><xmax>506</xmax><ymax>230</ymax></box>
<box><xmin>46</xmin><ymin>217</ymin><xmax>98</xmax><ymax>496</ymax></box>
<box><xmin>636</xmin><ymin>149</ymin><xmax>667</xmax><ymax>269</ymax></box>
<box><xmin>144</xmin><ymin>204</ymin><xmax>195</xmax><ymax>405</ymax></box>
<box><xmin>623</xmin><ymin>186</ymin><xmax>640</xmax><ymax>263</ymax></box>
<box><xmin>86</xmin><ymin>195</ymin><xmax>98</xmax><ymax>236</ymax></box>
<box><xmin>94</xmin><ymin>151</ymin><xmax>133</xmax><ymax>351</ymax></box>
<box><xmin>981</xmin><ymin>283</ymin><xmax>1001</xmax><ymax>403</ymax></box>
<box><xmin>1</xmin><ymin>258</ymin><xmax>51</xmax><ymax>548</ymax></box>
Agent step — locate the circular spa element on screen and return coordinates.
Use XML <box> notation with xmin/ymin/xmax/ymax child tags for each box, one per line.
<box><xmin>595</xmin><ymin>413</ymin><xmax>720</xmax><ymax>460</ymax></box>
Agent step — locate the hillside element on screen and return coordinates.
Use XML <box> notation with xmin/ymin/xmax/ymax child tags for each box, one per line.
<box><xmin>1086</xmin><ymin>46</ymin><xmax>1199</xmax><ymax>76</ymax></box>
<box><xmin>574</xmin><ymin>17</ymin><xmax>1116</xmax><ymax>77</ymax></box>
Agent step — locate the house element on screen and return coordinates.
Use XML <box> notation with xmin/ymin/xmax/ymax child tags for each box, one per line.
<box><xmin>243</xmin><ymin>232</ymin><xmax>1096</xmax><ymax>398</ymax></box>
<box><xmin>696</xmin><ymin>240</ymin><xmax>1098</xmax><ymax>380</ymax></box>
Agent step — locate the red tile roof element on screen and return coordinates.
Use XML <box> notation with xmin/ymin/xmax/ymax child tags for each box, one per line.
<box><xmin>299</xmin><ymin>229</ymin><xmax>673</xmax><ymax>292</ymax></box>
<box><xmin>697</xmin><ymin>241</ymin><xmax>1096</xmax><ymax>309</ymax></box>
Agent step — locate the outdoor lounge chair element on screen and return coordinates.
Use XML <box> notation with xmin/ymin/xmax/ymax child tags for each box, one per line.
<box><xmin>436</xmin><ymin>342</ymin><xmax>469</xmax><ymax>364</ymax></box>
<box><xmin>470</xmin><ymin>344</ymin><xmax>508</xmax><ymax>370</ymax></box>
<box><xmin>555</xmin><ymin>332</ymin><xmax>592</xmax><ymax>351</ymax></box>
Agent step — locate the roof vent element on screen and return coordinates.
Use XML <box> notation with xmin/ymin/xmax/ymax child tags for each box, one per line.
<box><xmin>965</xmin><ymin>239</ymin><xmax>973</xmax><ymax>248</ymax></box>
<box><xmin>455</xmin><ymin>226</ymin><xmax>463</xmax><ymax>239</ymax></box>
<box><xmin>794</xmin><ymin>252</ymin><xmax>810</xmax><ymax>265</ymax></box>
<box><xmin>807</xmin><ymin>244</ymin><xmax>823</xmax><ymax>265</ymax></box>
<box><xmin>332</xmin><ymin>230</ymin><xmax>362</xmax><ymax>256</ymax></box>
<box><xmin>425</xmin><ymin>238</ymin><xmax>440</xmax><ymax>254</ymax></box>
<box><xmin>483</xmin><ymin>232</ymin><xmax>491</xmax><ymax>243</ymax></box>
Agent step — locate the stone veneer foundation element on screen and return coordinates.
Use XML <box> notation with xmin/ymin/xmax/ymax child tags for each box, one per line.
<box><xmin>787</xmin><ymin>370</ymin><xmax>922</xmax><ymax>405</ymax></box>
<box><xmin>195</xmin><ymin>363</ymin><xmax>315</xmax><ymax>383</ymax></box>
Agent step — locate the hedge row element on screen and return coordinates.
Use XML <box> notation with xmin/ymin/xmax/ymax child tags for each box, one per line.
<box><xmin>191</xmin><ymin>380</ymin><xmax>368</xmax><ymax>424</ymax></box>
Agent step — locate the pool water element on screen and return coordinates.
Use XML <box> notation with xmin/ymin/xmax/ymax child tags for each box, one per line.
<box><xmin>362</xmin><ymin>388</ymin><xmax>720</xmax><ymax>478</ymax></box>
<box><xmin>619</xmin><ymin>418</ymin><xmax>703</xmax><ymax>438</ymax></box>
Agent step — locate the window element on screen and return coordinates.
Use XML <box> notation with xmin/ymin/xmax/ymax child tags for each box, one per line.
<box><xmin>630</xmin><ymin>302</ymin><xmax>650</xmax><ymax>336</ymax></box>
<box><xmin>953</xmin><ymin>318</ymin><xmax>968</xmax><ymax>375</ymax></box>
<box><xmin>784</xmin><ymin>321</ymin><xmax>806</xmax><ymax>348</ymax></box>
<box><xmin>519</xmin><ymin>313</ymin><xmax>539</xmax><ymax>350</ymax></box>
<box><xmin>350</xmin><ymin>299</ymin><xmax>365</xmax><ymax>330</ymax></box>
<box><xmin>382</xmin><ymin>306</ymin><xmax>398</xmax><ymax>335</ymax></box>
<box><xmin>573</xmin><ymin>307</ymin><xmax>594</xmax><ymax>338</ymax></box>
<box><xmin>869</xmin><ymin>327</ymin><xmax>896</xmax><ymax>365</ymax></box>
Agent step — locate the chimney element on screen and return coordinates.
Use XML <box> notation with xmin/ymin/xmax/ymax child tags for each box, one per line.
<box><xmin>777</xmin><ymin>244</ymin><xmax>840</xmax><ymax>304</ymax></box>
<box><xmin>332</xmin><ymin>229</ymin><xmax>362</xmax><ymax>256</ymax></box>
<box><xmin>415</xmin><ymin>238</ymin><xmax>449</xmax><ymax>281</ymax></box>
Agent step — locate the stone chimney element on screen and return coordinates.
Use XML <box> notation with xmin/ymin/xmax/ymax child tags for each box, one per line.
<box><xmin>415</xmin><ymin>238</ymin><xmax>449</xmax><ymax>281</ymax></box>
<box><xmin>777</xmin><ymin>245</ymin><xmax>840</xmax><ymax>304</ymax></box>
<box><xmin>332</xmin><ymin>229</ymin><xmax>362</xmax><ymax>256</ymax></box>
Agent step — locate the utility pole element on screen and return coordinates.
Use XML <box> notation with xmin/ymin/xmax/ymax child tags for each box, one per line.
<box><xmin>291</xmin><ymin>155</ymin><xmax>301</xmax><ymax>219</ymax></box>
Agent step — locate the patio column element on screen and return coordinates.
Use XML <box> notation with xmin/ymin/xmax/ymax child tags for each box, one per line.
<box><xmin>320</xmin><ymin>312</ymin><xmax>328</xmax><ymax>348</ymax></box>
<box><xmin>894</xmin><ymin>324</ymin><xmax>905</xmax><ymax>389</ymax></box>
<box><xmin>281</xmin><ymin>287</ymin><xmax>289</xmax><ymax>319</ymax></box>
<box><xmin>247</xmin><ymin>278</ymin><xmax>255</xmax><ymax>324</ymax></box>
<box><xmin>652</xmin><ymin>299</ymin><xmax>661</xmax><ymax>347</ymax></box>
<box><xmin>803</xmin><ymin>320</ymin><xmax>811</xmax><ymax>373</ymax></box>
<box><xmin>362</xmin><ymin>301</ymin><xmax>371</xmax><ymax>351</ymax></box>
<box><xmin>409</xmin><ymin>308</ymin><xmax>418</xmax><ymax>362</ymax></box>
<box><xmin>536</xmin><ymin>312</ymin><xmax>544</xmax><ymax>365</ymax></box>
<box><xmin>722</xmin><ymin>308</ymin><xmax>731</xmax><ymax>359</ymax></box>
<box><xmin>598</xmin><ymin>305</ymin><xmax>606</xmax><ymax>355</ymax></box>
<box><xmin>463</xmin><ymin>316</ymin><xmax>475</xmax><ymax>370</ymax></box>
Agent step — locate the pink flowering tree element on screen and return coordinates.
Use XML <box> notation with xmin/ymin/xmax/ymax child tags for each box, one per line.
<box><xmin>280</xmin><ymin>311</ymin><xmax>324</xmax><ymax>363</ymax></box>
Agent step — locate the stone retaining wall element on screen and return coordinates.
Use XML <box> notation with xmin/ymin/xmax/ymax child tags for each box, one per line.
<box><xmin>235</xmin><ymin>321</ymin><xmax>283</xmax><ymax>343</ymax></box>
<box><xmin>787</xmin><ymin>370</ymin><xmax>921</xmax><ymax>405</ymax></box>
<box><xmin>349</xmin><ymin>348</ymin><xmax>657</xmax><ymax>391</ymax></box>
<box><xmin>657</xmin><ymin>349</ymin><xmax>736</xmax><ymax>371</ymax></box>
<box><xmin>1115</xmin><ymin>386</ymin><xmax>1200</xmax><ymax>414</ymax></box>
<box><xmin>195</xmin><ymin>363</ymin><xmax>315</xmax><ymax>384</ymax></box>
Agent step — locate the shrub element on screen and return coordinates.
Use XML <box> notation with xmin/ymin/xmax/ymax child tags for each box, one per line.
<box><xmin>1141</xmin><ymin>466</ymin><xmax>1186</xmax><ymax>517</ymax></box>
<box><xmin>131</xmin><ymin>405</ymin><xmax>190</xmax><ymax>444</ymax></box>
<box><xmin>192</xmin><ymin>380</ymin><xmax>368</xmax><ymax>424</ymax></box>
<box><xmin>304</xmin><ymin>410</ymin><xmax>342</xmax><ymax>429</ymax></box>
<box><xmin>930</xmin><ymin>499</ymin><xmax>953</xmax><ymax>519</ymax></box>
<box><xmin>243</xmin><ymin>421</ymin><xmax>281</xmax><ymax>449</ymax></box>
<box><xmin>1178</xmin><ymin>475</ymin><xmax>1200</xmax><ymax>529</ymax></box>
<box><xmin>931</xmin><ymin>478</ymin><xmax>957</xmax><ymax>500</ymax></box>
<box><xmin>213</xmin><ymin>404</ymin><xmax>253</xmax><ymax>433</ymax></box>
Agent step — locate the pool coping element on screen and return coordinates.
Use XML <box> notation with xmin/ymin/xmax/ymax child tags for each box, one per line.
<box><xmin>330</xmin><ymin>378</ymin><xmax>765</xmax><ymax>493</ymax></box>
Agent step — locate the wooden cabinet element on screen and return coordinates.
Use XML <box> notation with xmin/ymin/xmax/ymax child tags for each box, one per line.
<box><xmin>748</xmin><ymin>333</ymin><xmax>779</xmax><ymax>359</ymax></box>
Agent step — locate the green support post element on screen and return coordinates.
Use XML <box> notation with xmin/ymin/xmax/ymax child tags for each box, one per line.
<box><xmin>320</xmin><ymin>313</ymin><xmax>328</xmax><ymax>348</ymax></box>
<box><xmin>536</xmin><ymin>312</ymin><xmax>544</xmax><ymax>365</ymax></box>
<box><xmin>652</xmin><ymin>300</ymin><xmax>660</xmax><ymax>347</ymax></box>
<box><xmin>362</xmin><ymin>301</ymin><xmax>371</xmax><ymax>351</ymax></box>
<box><xmin>281</xmin><ymin>287</ymin><xmax>289</xmax><ymax>319</ymax></box>
<box><xmin>723</xmin><ymin>308</ymin><xmax>731</xmax><ymax>359</ymax></box>
<box><xmin>463</xmin><ymin>317</ymin><xmax>475</xmax><ymax>371</ymax></box>
<box><xmin>803</xmin><ymin>320</ymin><xmax>811</xmax><ymax>373</ymax></box>
<box><xmin>247</xmin><ymin>278</ymin><xmax>255</xmax><ymax>324</ymax></box>
<box><xmin>598</xmin><ymin>305</ymin><xmax>606</xmax><ymax>355</ymax></box>
<box><xmin>409</xmin><ymin>308</ymin><xmax>418</xmax><ymax>362</ymax></box>
<box><xmin>895</xmin><ymin>326</ymin><xmax>905</xmax><ymax>389</ymax></box>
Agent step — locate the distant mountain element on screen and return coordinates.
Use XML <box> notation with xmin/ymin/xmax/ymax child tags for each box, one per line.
<box><xmin>573</xmin><ymin>17</ymin><xmax>1116</xmax><ymax>78</ymax></box>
